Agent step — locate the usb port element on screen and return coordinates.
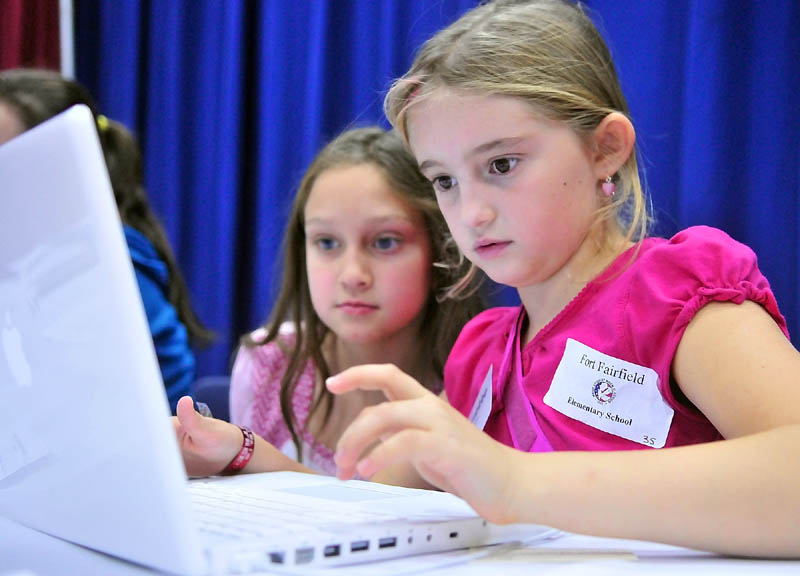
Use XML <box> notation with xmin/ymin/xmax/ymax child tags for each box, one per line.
<box><xmin>350</xmin><ymin>540</ymin><xmax>370</xmax><ymax>552</ymax></box>
<box><xmin>378</xmin><ymin>537</ymin><xmax>397</xmax><ymax>549</ymax></box>
<box><xmin>449</xmin><ymin>531</ymin><xmax>459</xmax><ymax>539</ymax></box>
<box><xmin>295</xmin><ymin>547</ymin><xmax>314</xmax><ymax>564</ymax></box>
<box><xmin>323</xmin><ymin>544</ymin><xmax>341</xmax><ymax>558</ymax></box>
<box><xmin>268</xmin><ymin>552</ymin><xmax>284</xmax><ymax>564</ymax></box>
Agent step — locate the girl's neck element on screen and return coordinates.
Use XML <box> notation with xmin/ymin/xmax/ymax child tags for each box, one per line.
<box><xmin>518</xmin><ymin>224</ymin><xmax>632</xmax><ymax>345</ymax></box>
<box><xmin>307</xmin><ymin>322</ymin><xmax>437</xmax><ymax>452</ymax></box>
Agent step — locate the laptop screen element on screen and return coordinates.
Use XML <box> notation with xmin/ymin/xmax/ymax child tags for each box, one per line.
<box><xmin>0</xmin><ymin>105</ymin><xmax>205</xmax><ymax>574</ymax></box>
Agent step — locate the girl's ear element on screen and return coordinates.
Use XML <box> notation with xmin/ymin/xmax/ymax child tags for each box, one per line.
<box><xmin>591</xmin><ymin>112</ymin><xmax>635</xmax><ymax>179</ymax></box>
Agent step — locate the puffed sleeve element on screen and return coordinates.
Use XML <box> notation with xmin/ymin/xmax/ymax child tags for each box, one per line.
<box><xmin>621</xmin><ymin>225</ymin><xmax>788</xmax><ymax>408</ymax></box>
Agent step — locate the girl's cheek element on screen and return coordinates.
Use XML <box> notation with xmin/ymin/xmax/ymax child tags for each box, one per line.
<box><xmin>307</xmin><ymin>266</ymin><xmax>336</xmax><ymax>300</ymax></box>
<box><xmin>385</xmin><ymin>253</ymin><xmax>431</xmax><ymax>299</ymax></box>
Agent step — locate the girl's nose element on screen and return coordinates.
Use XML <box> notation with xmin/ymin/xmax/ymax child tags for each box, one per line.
<box><xmin>460</xmin><ymin>183</ymin><xmax>496</xmax><ymax>231</ymax></box>
<box><xmin>340</xmin><ymin>251</ymin><xmax>373</xmax><ymax>291</ymax></box>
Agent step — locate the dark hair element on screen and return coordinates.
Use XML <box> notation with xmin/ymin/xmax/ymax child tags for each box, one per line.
<box><xmin>247</xmin><ymin>126</ymin><xmax>484</xmax><ymax>459</ymax></box>
<box><xmin>0</xmin><ymin>68</ymin><xmax>213</xmax><ymax>345</ymax></box>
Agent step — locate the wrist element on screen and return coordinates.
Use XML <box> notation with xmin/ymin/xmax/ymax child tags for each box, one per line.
<box><xmin>498</xmin><ymin>444</ymin><xmax>528</xmax><ymax>524</ymax></box>
<box><xmin>221</xmin><ymin>426</ymin><xmax>255</xmax><ymax>475</ymax></box>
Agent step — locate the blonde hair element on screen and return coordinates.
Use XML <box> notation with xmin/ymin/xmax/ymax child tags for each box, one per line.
<box><xmin>385</xmin><ymin>0</ymin><xmax>650</xmax><ymax>270</ymax></box>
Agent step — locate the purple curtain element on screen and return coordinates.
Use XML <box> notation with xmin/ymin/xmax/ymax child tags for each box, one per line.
<box><xmin>0</xmin><ymin>0</ymin><xmax>60</xmax><ymax>70</ymax></box>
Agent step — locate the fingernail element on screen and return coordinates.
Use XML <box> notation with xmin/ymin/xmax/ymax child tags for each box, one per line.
<box><xmin>325</xmin><ymin>375</ymin><xmax>340</xmax><ymax>387</ymax></box>
<box><xmin>356</xmin><ymin>459</ymin><xmax>372</xmax><ymax>477</ymax></box>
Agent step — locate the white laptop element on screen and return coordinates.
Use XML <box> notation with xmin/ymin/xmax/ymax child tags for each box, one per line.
<box><xmin>0</xmin><ymin>106</ymin><xmax>553</xmax><ymax>575</ymax></box>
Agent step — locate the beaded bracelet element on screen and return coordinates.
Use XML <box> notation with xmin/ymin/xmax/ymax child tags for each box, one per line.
<box><xmin>221</xmin><ymin>426</ymin><xmax>255</xmax><ymax>475</ymax></box>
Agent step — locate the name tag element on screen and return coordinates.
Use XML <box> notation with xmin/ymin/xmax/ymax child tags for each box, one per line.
<box><xmin>468</xmin><ymin>365</ymin><xmax>492</xmax><ymax>431</ymax></box>
<box><xmin>543</xmin><ymin>339</ymin><xmax>674</xmax><ymax>448</ymax></box>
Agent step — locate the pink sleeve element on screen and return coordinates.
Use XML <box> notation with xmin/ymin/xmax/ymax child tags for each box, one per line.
<box><xmin>445</xmin><ymin>307</ymin><xmax>519</xmax><ymax>418</ymax></box>
<box><xmin>228</xmin><ymin>330</ymin><xmax>294</xmax><ymax>445</ymax></box>
<box><xmin>229</xmin><ymin>344</ymin><xmax>259</xmax><ymax>427</ymax></box>
<box><xmin>623</xmin><ymin>226</ymin><xmax>788</xmax><ymax>412</ymax></box>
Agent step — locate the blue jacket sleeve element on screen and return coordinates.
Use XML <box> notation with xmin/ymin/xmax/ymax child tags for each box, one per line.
<box><xmin>124</xmin><ymin>226</ymin><xmax>196</xmax><ymax>414</ymax></box>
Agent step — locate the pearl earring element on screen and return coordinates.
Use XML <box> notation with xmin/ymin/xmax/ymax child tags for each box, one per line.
<box><xmin>602</xmin><ymin>175</ymin><xmax>616</xmax><ymax>197</ymax></box>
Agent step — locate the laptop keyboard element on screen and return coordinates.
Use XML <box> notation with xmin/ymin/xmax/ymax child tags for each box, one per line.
<box><xmin>185</xmin><ymin>476</ymin><xmax>493</xmax><ymax>573</ymax></box>
<box><xmin>189</xmin><ymin>481</ymin><xmax>402</xmax><ymax>541</ymax></box>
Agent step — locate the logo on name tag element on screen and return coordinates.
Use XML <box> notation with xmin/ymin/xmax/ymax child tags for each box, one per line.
<box><xmin>591</xmin><ymin>379</ymin><xmax>616</xmax><ymax>404</ymax></box>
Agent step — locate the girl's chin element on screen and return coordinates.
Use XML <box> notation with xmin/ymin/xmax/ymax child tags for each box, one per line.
<box><xmin>483</xmin><ymin>270</ymin><xmax>526</xmax><ymax>288</ymax></box>
<box><xmin>336</xmin><ymin>330</ymin><xmax>384</xmax><ymax>346</ymax></box>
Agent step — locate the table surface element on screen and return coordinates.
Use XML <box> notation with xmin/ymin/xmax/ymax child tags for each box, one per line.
<box><xmin>2</xmin><ymin>515</ymin><xmax>798</xmax><ymax>576</ymax></box>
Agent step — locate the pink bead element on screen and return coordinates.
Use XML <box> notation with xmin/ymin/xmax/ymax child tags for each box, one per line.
<box><xmin>602</xmin><ymin>180</ymin><xmax>616</xmax><ymax>197</ymax></box>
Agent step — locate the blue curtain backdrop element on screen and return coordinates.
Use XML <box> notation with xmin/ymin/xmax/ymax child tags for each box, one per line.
<box><xmin>74</xmin><ymin>1</ymin><xmax>800</xmax><ymax>378</ymax></box>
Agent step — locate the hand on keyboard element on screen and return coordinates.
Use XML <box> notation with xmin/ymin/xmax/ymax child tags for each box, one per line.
<box><xmin>173</xmin><ymin>395</ymin><xmax>316</xmax><ymax>477</ymax></box>
<box><xmin>173</xmin><ymin>395</ymin><xmax>246</xmax><ymax>477</ymax></box>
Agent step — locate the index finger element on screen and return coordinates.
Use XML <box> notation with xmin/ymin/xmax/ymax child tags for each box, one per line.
<box><xmin>325</xmin><ymin>364</ymin><xmax>432</xmax><ymax>402</ymax></box>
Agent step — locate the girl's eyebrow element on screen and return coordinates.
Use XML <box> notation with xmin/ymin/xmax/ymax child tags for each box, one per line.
<box><xmin>417</xmin><ymin>136</ymin><xmax>526</xmax><ymax>172</ymax></box>
<box><xmin>305</xmin><ymin>214</ymin><xmax>416</xmax><ymax>227</ymax></box>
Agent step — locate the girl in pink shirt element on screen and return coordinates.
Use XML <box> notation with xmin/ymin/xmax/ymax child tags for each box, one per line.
<box><xmin>327</xmin><ymin>0</ymin><xmax>800</xmax><ymax>559</ymax></box>
<box><xmin>173</xmin><ymin>127</ymin><xmax>483</xmax><ymax>476</ymax></box>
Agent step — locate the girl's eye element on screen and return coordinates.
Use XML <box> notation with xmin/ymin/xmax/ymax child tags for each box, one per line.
<box><xmin>489</xmin><ymin>157</ymin><xmax>517</xmax><ymax>175</ymax></box>
<box><xmin>314</xmin><ymin>237</ymin><xmax>339</xmax><ymax>251</ymax></box>
<box><xmin>373</xmin><ymin>236</ymin><xmax>401</xmax><ymax>252</ymax></box>
<box><xmin>431</xmin><ymin>175</ymin><xmax>457</xmax><ymax>193</ymax></box>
